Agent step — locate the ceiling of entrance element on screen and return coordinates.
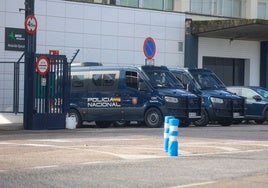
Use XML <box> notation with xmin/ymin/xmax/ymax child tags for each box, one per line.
<box><xmin>191</xmin><ymin>19</ymin><xmax>268</xmax><ymax>41</ymax></box>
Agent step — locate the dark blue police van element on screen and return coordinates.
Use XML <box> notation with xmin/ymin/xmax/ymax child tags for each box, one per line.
<box><xmin>170</xmin><ymin>68</ymin><xmax>245</xmax><ymax>126</ymax></box>
<box><xmin>69</xmin><ymin>65</ymin><xmax>202</xmax><ymax>128</ymax></box>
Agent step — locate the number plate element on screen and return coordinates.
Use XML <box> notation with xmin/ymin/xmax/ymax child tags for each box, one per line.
<box><xmin>233</xmin><ymin>112</ymin><xmax>243</xmax><ymax>118</ymax></box>
<box><xmin>189</xmin><ymin>112</ymin><xmax>200</xmax><ymax>118</ymax></box>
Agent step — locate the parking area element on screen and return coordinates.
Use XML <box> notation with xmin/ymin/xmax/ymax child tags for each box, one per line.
<box><xmin>1</xmin><ymin>124</ymin><xmax>268</xmax><ymax>171</ymax></box>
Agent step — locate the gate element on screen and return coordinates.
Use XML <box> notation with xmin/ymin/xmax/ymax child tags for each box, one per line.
<box><xmin>32</xmin><ymin>54</ymin><xmax>70</xmax><ymax>129</ymax></box>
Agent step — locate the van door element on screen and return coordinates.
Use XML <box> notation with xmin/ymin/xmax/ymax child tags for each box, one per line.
<box><xmin>120</xmin><ymin>70</ymin><xmax>149</xmax><ymax>120</ymax></box>
<box><xmin>87</xmin><ymin>70</ymin><xmax>122</xmax><ymax>121</ymax></box>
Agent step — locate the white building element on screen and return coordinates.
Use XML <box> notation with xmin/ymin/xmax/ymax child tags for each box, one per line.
<box><xmin>0</xmin><ymin>0</ymin><xmax>267</xmax><ymax>112</ymax></box>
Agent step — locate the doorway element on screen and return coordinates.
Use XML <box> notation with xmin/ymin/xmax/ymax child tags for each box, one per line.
<box><xmin>203</xmin><ymin>57</ymin><xmax>245</xmax><ymax>86</ymax></box>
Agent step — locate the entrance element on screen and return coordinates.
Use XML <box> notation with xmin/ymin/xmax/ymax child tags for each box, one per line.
<box><xmin>203</xmin><ymin>57</ymin><xmax>245</xmax><ymax>86</ymax></box>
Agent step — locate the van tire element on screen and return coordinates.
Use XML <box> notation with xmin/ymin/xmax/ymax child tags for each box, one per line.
<box><xmin>193</xmin><ymin>109</ymin><xmax>209</xmax><ymax>127</ymax></box>
<box><xmin>95</xmin><ymin>121</ymin><xmax>112</xmax><ymax>128</ymax></box>
<box><xmin>68</xmin><ymin>109</ymin><xmax>82</xmax><ymax>128</ymax></box>
<box><xmin>144</xmin><ymin>107</ymin><xmax>163</xmax><ymax>128</ymax></box>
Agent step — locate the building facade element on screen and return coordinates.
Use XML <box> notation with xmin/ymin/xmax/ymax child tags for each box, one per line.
<box><xmin>0</xmin><ymin>0</ymin><xmax>267</xmax><ymax>112</ymax></box>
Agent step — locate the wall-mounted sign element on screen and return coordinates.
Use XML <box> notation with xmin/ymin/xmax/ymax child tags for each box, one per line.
<box><xmin>5</xmin><ymin>27</ymin><xmax>25</xmax><ymax>51</ymax></box>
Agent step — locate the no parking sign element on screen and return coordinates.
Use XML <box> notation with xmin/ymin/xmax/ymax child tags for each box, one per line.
<box><xmin>143</xmin><ymin>37</ymin><xmax>156</xmax><ymax>59</ymax></box>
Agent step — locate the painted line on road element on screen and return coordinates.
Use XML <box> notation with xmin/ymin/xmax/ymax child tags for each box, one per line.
<box><xmin>169</xmin><ymin>180</ymin><xmax>217</xmax><ymax>188</ymax></box>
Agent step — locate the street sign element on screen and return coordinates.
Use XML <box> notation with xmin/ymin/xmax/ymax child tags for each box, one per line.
<box><xmin>5</xmin><ymin>27</ymin><xmax>25</xmax><ymax>51</ymax></box>
<box><xmin>24</xmin><ymin>15</ymin><xmax>37</xmax><ymax>35</ymax></box>
<box><xmin>143</xmin><ymin>37</ymin><xmax>156</xmax><ymax>59</ymax></box>
<box><xmin>36</xmin><ymin>56</ymin><xmax>49</xmax><ymax>76</ymax></box>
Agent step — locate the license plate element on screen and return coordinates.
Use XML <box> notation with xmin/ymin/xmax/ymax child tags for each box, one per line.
<box><xmin>233</xmin><ymin>112</ymin><xmax>243</xmax><ymax>118</ymax></box>
<box><xmin>189</xmin><ymin>112</ymin><xmax>199</xmax><ymax>118</ymax></box>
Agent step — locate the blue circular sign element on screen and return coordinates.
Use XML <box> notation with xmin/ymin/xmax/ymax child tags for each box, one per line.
<box><xmin>143</xmin><ymin>37</ymin><xmax>156</xmax><ymax>59</ymax></box>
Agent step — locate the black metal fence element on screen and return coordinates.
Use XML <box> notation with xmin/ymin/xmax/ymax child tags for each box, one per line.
<box><xmin>0</xmin><ymin>61</ymin><xmax>24</xmax><ymax>113</ymax></box>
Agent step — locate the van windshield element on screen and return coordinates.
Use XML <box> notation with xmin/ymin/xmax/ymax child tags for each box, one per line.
<box><xmin>191</xmin><ymin>72</ymin><xmax>226</xmax><ymax>90</ymax></box>
<box><xmin>144</xmin><ymin>69</ymin><xmax>184</xmax><ymax>89</ymax></box>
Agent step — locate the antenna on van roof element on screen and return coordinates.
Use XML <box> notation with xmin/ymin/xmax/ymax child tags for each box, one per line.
<box><xmin>69</xmin><ymin>49</ymin><xmax>80</xmax><ymax>64</ymax></box>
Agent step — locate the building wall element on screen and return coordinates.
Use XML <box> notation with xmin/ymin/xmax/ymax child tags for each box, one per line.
<box><xmin>198</xmin><ymin>37</ymin><xmax>260</xmax><ymax>85</ymax></box>
<box><xmin>0</xmin><ymin>0</ymin><xmax>185</xmax><ymax>112</ymax></box>
<box><xmin>0</xmin><ymin>0</ymin><xmax>185</xmax><ymax>66</ymax></box>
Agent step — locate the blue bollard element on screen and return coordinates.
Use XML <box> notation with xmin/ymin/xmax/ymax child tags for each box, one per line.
<box><xmin>168</xmin><ymin>118</ymin><xmax>179</xmax><ymax>156</ymax></box>
<box><xmin>163</xmin><ymin>116</ymin><xmax>174</xmax><ymax>152</ymax></box>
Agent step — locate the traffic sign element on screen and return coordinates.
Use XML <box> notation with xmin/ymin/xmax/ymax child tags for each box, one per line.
<box><xmin>143</xmin><ymin>37</ymin><xmax>156</xmax><ymax>59</ymax></box>
<box><xmin>36</xmin><ymin>56</ymin><xmax>49</xmax><ymax>76</ymax></box>
<box><xmin>24</xmin><ymin>15</ymin><xmax>37</xmax><ymax>35</ymax></box>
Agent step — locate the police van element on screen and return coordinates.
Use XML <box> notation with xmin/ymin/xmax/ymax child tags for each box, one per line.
<box><xmin>170</xmin><ymin>68</ymin><xmax>245</xmax><ymax>126</ymax></box>
<box><xmin>69</xmin><ymin>65</ymin><xmax>201</xmax><ymax>128</ymax></box>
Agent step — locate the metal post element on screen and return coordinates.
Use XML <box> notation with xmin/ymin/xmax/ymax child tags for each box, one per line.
<box><xmin>23</xmin><ymin>0</ymin><xmax>36</xmax><ymax>129</ymax></box>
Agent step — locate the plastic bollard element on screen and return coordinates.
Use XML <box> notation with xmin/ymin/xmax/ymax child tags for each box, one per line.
<box><xmin>168</xmin><ymin>118</ymin><xmax>179</xmax><ymax>156</ymax></box>
<box><xmin>163</xmin><ymin>116</ymin><xmax>174</xmax><ymax>152</ymax></box>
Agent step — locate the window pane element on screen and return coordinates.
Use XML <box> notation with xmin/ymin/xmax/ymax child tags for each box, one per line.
<box><xmin>216</xmin><ymin>0</ymin><xmax>223</xmax><ymax>15</ymax></box>
<box><xmin>233</xmin><ymin>0</ymin><xmax>241</xmax><ymax>17</ymax></box>
<box><xmin>143</xmin><ymin>0</ymin><xmax>163</xmax><ymax>10</ymax></box>
<box><xmin>223</xmin><ymin>0</ymin><xmax>232</xmax><ymax>17</ymax></box>
<box><xmin>191</xmin><ymin>0</ymin><xmax>203</xmax><ymax>13</ymax></box>
<box><xmin>258</xmin><ymin>2</ymin><xmax>267</xmax><ymax>19</ymax></box>
<box><xmin>203</xmin><ymin>0</ymin><xmax>212</xmax><ymax>14</ymax></box>
<box><xmin>118</xmin><ymin>0</ymin><xmax>139</xmax><ymax>7</ymax></box>
<box><xmin>165</xmin><ymin>0</ymin><xmax>173</xmax><ymax>10</ymax></box>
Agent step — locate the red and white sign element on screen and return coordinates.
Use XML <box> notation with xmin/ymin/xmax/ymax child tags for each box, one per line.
<box><xmin>36</xmin><ymin>56</ymin><xmax>49</xmax><ymax>76</ymax></box>
<box><xmin>24</xmin><ymin>15</ymin><xmax>37</xmax><ymax>35</ymax></box>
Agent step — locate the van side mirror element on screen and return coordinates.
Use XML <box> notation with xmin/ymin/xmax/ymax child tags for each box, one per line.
<box><xmin>253</xmin><ymin>95</ymin><xmax>262</xmax><ymax>101</ymax></box>
<box><xmin>139</xmin><ymin>81</ymin><xmax>148</xmax><ymax>91</ymax></box>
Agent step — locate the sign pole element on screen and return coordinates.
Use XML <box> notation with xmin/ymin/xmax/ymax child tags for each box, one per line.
<box><xmin>23</xmin><ymin>0</ymin><xmax>36</xmax><ymax>129</ymax></box>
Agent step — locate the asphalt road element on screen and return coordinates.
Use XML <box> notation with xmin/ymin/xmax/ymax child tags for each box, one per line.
<box><xmin>0</xmin><ymin>124</ymin><xmax>268</xmax><ymax>188</ymax></box>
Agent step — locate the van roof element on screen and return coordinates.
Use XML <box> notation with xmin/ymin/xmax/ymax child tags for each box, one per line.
<box><xmin>71</xmin><ymin>65</ymin><xmax>141</xmax><ymax>72</ymax></box>
<box><xmin>71</xmin><ymin>65</ymin><xmax>169</xmax><ymax>72</ymax></box>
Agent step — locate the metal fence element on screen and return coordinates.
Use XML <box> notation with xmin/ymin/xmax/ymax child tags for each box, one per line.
<box><xmin>0</xmin><ymin>61</ymin><xmax>24</xmax><ymax>113</ymax></box>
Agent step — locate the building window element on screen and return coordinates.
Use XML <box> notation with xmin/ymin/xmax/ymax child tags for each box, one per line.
<box><xmin>118</xmin><ymin>0</ymin><xmax>139</xmax><ymax>7</ymax></box>
<box><xmin>67</xmin><ymin>0</ymin><xmax>174</xmax><ymax>11</ymax></box>
<box><xmin>258</xmin><ymin>1</ymin><xmax>268</xmax><ymax>19</ymax></box>
<box><xmin>190</xmin><ymin>0</ymin><xmax>242</xmax><ymax>18</ymax></box>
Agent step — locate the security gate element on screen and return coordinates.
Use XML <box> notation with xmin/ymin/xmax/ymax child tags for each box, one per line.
<box><xmin>32</xmin><ymin>54</ymin><xmax>70</xmax><ymax>129</ymax></box>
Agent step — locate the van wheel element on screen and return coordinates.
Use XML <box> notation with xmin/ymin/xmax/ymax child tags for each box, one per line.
<box><xmin>194</xmin><ymin>109</ymin><xmax>209</xmax><ymax>127</ymax></box>
<box><xmin>144</xmin><ymin>107</ymin><xmax>163</xmax><ymax>128</ymax></box>
<box><xmin>95</xmin><ymin>121</ymin><xmax>112</xmax><ymax>128</ymax></box>
<box><xmin>68</xmin><ymin>109</ymin><xmax>82</xmax><ymax>128</ymax></box>
<box><xmin>254</xmin><ymin>119</ymin><xmax>265</xmax><ymax>124</ymax></box>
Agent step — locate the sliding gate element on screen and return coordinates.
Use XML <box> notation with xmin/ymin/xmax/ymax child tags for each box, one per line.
<box><xmin>32</xmin><ymin>54</ymin><xmax>70</xmax><ymax>129</ymax></box>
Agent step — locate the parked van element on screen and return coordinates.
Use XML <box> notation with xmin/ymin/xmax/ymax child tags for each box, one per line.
<box><xmin>170</xmin><ymin>68</ymin><xmax>245</xmax><ymax>126</ymax></box>
<box><xmin>69</xmin><ymin>65</ymin><xmax>201</xmax><ymax>128</ymax></box>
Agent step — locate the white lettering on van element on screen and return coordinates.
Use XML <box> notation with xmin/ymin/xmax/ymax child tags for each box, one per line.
<box><xmin>87</xmin><ymin>97</ymin><xmax>121</xmax><ymax>108</ymax></box>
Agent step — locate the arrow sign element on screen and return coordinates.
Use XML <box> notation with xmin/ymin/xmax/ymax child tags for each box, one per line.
<box><xmin>143</xmin><ymin>37</ymin><xmax>156</xmax><ymax>59</ymax></box>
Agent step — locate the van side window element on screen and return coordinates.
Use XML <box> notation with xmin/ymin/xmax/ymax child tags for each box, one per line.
<box><xmin>71</xmin><ymin>74</ymin><xmax>86</xmax><ymax>91</ymax></box>
<box><xmin>90</xmin><ymin>72</ymin><xmax>117</xmax><ymax>91</ymax></box>
<box><xmin>126</xmin><ymin>71</ymin><xmax>138</xmax><ymax>89</ymax></box>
